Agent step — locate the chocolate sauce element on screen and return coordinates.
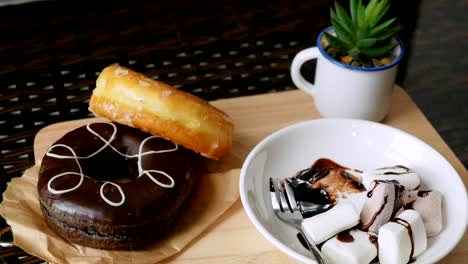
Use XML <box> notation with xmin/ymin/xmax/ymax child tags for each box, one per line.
<box><xmin>383</xmin><ymin>171</ymin><xmax>403</xmax><ymax>175</ymax></box>
<box><xmin>367</xmin><ymin>181</ymin><xmax>380</xmax><ymax>198</ymax></box>
<box><xmin>340</xmin><ymin>171</ymin><xmax>366</xmax><ymax>191</ymax></box>
<box><xmin>297</xmin><ymin>233</ymin><xmax>310</xmax><ymax>250</ymax></box>
<box><xmin>391</xmin><ymin>217</ymin><xmax>415</xmax><ymax>261</ymax></box>
<box><xmin>291</xmin><ymin>184</ymin><xmax>330</xmax><ymax>205</ymax></box>
<box><xmin>381</xmin><ymin>165</ymin><xmax>410</xmax><ymax>175</ymax></box>
<box><xmin>369</xmin><ymin>179</ymin><xmax>399</xmax><ymax>194</ymax></box>
<box><xmin>368</xmin><ymin>235</ymin><xmax>379</xmax><ymax>263</ymax></box>
<box><xmin>291</xmin><ymin>160</ymin><xmax>375</xmax><ymax>257</ymax></box>
<box><xmin>366</xmin><ymin>180</ymin><xmax>404</xmax><ymax>220</ymax></box>
<box><xmin>369</xmin><ymin>234</ymin><xmax>378</xmax><ymax>249</ymax></box>
<box><xmin>417</xmin><ymin>190</ymin><xmax>432</xmax><ymax>197</ymax></box>
<box><xmin>352</xmin><ymin>180</ymin><xmax>366</xmax><ymax>191</ymax></box>
<box><xmin>361</xmin><ymin>195</ymin><xmax>388</xmax><ymax>231</ymax></box>
<box><xmin>384</xmin><ymin>179</ymin><xmax>400</xmax><ymax>184</ymax></box>
<box><xmin>404</xmin><ymin>201</ymin><xmax>415</xmax><ymax>210</ymax></box>
<box><xmin>390</xmin><ymin>183</ymin><xmax>405</xmax><ymax>219</ymax></box>
<box><xmin>295</xmin><ymin>168</ymin><xmax>330</xmax><ymax>183</ymax></box>
<box><xmin>311</xmin><ymin>158</ymin><xmax>348</xmax><ymax>170</ymax></box>
<box><xmin>337</xmin><ymin>230</ymin><xmax>354</xmax><ymax>243</ymax></box>
<box><xmin>288</xmin><ymin>158</ymin><xmax>366</xmax><ymax>218</ymax></box>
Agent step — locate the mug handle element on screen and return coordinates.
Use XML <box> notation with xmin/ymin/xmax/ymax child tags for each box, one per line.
<box><xmin>290</xmin><ymin>47</ymin><xmax>320</xmax><ymax>96</ymax></box>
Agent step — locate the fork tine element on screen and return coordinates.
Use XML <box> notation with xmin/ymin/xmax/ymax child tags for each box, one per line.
<box><xmin>283</xmin><ymin>182</ymin><xmax>299</xmax><ymax>212</ymax></box>
<box><xmin>270</xmin><ymin>180</ymin><xmax>325</xmax><ymax>263</ymax></box>
<box><xmin>270</xmin><ymin>178</ymin><xmax>282</xmax><ymax>212</ymax></box>
<box><xmin>276</xmin><ymin>178</ymin><xmax>292</xmax><ymax>213</ymax></box>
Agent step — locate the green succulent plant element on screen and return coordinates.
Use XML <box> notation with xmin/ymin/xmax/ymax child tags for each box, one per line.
<box><xmin>324</xmin><ymin>0</ymin><xmax>402</xmax><ymax>61</ymax></box>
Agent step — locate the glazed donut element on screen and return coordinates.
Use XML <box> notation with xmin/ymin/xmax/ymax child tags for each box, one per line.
<box><xmin>89</xmin><ymin>66</ymin><xmax>234</xmax><ymax>159</ymax></box>
<box><xmin>38</xmin><ymin>122</ymin><xmax>198</xmax><ymax>249</ymax></box>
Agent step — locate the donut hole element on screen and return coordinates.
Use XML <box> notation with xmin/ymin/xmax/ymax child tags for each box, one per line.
<box><xmin>80</xmin><ymin>148</ymin><xmax>139</xmax><ymax>183</ymax></box>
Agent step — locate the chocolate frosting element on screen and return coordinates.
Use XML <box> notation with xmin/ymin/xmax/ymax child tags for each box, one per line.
<box><xmin>38</xmin><ymin>122</ymin><xmax>197</xmax><ymax>226</ymax></box>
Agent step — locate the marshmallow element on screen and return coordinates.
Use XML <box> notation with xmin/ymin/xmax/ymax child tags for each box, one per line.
<box><xmin>338</xmin><ymin>192</ymin><xmax>367</xmax><ymax>214</ymax></box>
<box><xmin>360</xmin><ymin>180</ymin><xmax>404</xmax><ymax>234</ymax></box>
<box><xmin>301</xmin><ymin>202</ymin><xmax>359</xmax><ymax>244</ymax></box>
<box><xmin>378</xmin><ymin>210</ymin><xmax>427</xmax><ymax>264</ymax></box>
<box><xmin>362</xmin><ymin>166</ymin><xmax>420</xmax><ymax>190</ymax></box>
<box><xmin>403</xmin><ymin>190</ymin><xmax>444</xmax><ymax>236</ymax></box>
<box><xmin>322</xmin><ymin>229</ymin><xmax>377</xmax><ymax>264</ymax></box>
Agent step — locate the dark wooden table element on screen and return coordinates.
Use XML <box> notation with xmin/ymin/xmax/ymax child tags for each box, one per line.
<box><xmin>0</xmin><ymin>0</ymin><xmax>466</xmax><ymax>262</ymax></box>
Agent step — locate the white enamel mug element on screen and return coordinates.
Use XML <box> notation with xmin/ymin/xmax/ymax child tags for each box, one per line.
<box><xmin>291</xmin><ymin>27</ymin><xmax>404</xmax><ymax>122</ymax></box>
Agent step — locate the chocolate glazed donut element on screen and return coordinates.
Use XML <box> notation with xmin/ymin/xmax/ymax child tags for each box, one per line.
<box><xmin>38</xmin><ymin>122</ymin><xmax>198</xmax><ymax>249</ymax></box>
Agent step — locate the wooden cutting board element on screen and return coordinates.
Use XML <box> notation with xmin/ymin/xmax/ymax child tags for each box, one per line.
<box><xmin>34</xmin><ymin>87</ymin><xmax>467</xmax><ymax>263</ymax></box>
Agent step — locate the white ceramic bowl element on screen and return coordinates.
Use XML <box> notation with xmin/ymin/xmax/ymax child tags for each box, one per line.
<box><xmin>239</xmin><ymin>118</ymin><xmax>467</xmax><ymax>264</ymax></box>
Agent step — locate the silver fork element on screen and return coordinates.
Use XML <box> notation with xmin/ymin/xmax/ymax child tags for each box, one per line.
<box><xmin>270</xmin><ymin>177</ymin><xmax>326</xmax><ymax>264</ymax></box>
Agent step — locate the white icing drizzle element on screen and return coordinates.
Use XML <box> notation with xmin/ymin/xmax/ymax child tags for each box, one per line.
<box><xmin>46</xmin><ymin>144</ymin><xmax>84</xmax><ymax>195</ymax></box>
<box><xmin>45</xmin><ymin>122</ymin><xmax>178</xmax><ymax>207</ymax></box>
<box><xmin>100</xmin><ymin>182</ymin><xmax>125</xmax><ymax>207</ymax></box>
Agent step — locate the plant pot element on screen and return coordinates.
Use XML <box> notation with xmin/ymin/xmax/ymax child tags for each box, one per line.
<box><xmin>290</xmin><ymin>26</ymin><xmax>404</xmax><ymax>122</ymax></box>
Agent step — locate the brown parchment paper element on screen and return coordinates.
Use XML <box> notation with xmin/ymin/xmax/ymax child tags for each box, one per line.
<box><xmin>0</xmin><ymin>165</ymin><xmax>240</xmax><ymax>264</ymax></box>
